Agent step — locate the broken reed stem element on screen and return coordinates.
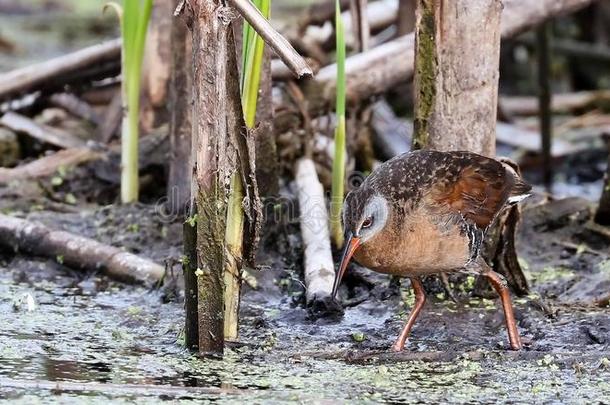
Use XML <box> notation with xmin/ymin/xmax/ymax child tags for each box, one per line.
<box><xmin>296</xmin><ymin>158</ymin><xmax>335</xmax><ymax>304</ymax></box>
<box><xmin>227</xmin><ymin>0</ymin><xmax>312</xmax><ymax>78</ymax></box>
<box><xmin>224</xmin><ymin>174</ymin><xmax>245</xmax><ymax>341</ymax></box>
<box><xmin>223</xmin><ymin>0</ymin><xmax>271</xmax><ymax>341</ymax></box>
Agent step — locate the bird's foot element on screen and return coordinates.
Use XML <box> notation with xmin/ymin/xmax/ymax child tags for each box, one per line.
<box><xmin>391</xmin><ymin>341</ymin><xmax>405</xmax><ymax>352</ymax></box>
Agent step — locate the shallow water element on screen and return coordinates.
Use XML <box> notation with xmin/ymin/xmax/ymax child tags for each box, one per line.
<box><xmin>2</xmin><ymin>238</ymin><xmax>609</xmax><ymax>403</ymax></box>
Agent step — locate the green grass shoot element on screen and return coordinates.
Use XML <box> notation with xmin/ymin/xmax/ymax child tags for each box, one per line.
<box><xmin>104</xmin><ymin>0</ymin><xmax>153</xmax><ymax>203</ymax></box>
<box><xmin>330</xmin><ymin>0</ymin><xmax>347</xmax><ymax>247</ymax></box>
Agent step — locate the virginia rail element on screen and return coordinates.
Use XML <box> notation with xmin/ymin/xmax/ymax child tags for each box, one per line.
<box><xmin>332</xmin><ymin>150</ymin><xmax>531</xmax><ymax>351</ymax></box>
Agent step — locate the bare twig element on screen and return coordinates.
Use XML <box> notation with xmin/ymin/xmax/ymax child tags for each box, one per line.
<box><xmin>227</xmin><ymin>0</ymin><xmax>312</xmax><ymax>78</ymax></box>
<box><xmin>0</xmin><ymin>214</ymin><xmax>165</xmax><ymax>285</ymax></box>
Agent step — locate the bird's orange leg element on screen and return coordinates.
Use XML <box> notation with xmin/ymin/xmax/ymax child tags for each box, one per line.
<box><xmin>392</xmin><ymin>277</ymin><xmax>426</xmax><ymax>352</ymax></box>
<box><xmin>484</xmin><ymin>270</ymin><xmax>523</xmax><ymax>350</ymax></box>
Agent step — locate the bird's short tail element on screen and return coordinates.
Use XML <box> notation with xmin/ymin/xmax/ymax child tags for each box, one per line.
<box><xmin>500</xmin><ymin>157</ymin><xmax>532</xmax><ymax>204</ymax></box>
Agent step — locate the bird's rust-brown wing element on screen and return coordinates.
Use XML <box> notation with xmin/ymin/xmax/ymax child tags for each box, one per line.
<box><xmin>425</xmin><ymin>156</ymin><xmax>530</xmax><ymax>229</ymax></box>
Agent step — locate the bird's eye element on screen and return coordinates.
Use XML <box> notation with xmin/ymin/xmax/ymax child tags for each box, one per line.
<box><xmin>362</xmin><ymin>217</ymin><xmax>373</xmax><ymax>229</ymax></box>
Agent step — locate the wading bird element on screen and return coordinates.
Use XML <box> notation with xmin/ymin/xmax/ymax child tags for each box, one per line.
<box><xmin>332</xmin><ymin>150</ymin><xmax>531</xmax><ymax>351</ymax></box>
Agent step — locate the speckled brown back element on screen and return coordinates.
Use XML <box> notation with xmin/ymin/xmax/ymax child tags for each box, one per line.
<box><xmin>344</xmin><ymin>150</ymin><xmax>531</xmax><ymax>233</ymax></box>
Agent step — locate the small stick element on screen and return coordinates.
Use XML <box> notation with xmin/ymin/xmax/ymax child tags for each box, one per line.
<box><xmin>227</xmin><ymin>0</ymin><xmax>312</xmax><ymax>78</ymax></box>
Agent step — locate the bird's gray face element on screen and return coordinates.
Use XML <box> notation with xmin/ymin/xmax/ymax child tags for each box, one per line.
<box><xmin>343</xmin><ymin>193</ymin><xmax>389</xmax><ymax>243</ymax></box>
<box><xmin>333</xmin><ymin>191</ymin><xmax>389</xmax><ymax>299</ymax></box>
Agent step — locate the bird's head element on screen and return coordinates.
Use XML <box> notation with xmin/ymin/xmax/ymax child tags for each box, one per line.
<box><xmin>331</xmin><ymin>188</ymin><xmax>389</xmax><ymax>299</ymax></box>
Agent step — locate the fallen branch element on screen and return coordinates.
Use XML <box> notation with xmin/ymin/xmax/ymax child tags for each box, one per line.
<box><xmin>0</xmin><ymin>111</ymin><xmax>86</xmax><ymax>149</ymax></box>
<box><xmin>0</xmin><ymin>214</ymin><xmax>165</xmax><ymax>285</ymax></box>
<box><xmin>0</xmin><ymin>39</ymin><xmax>121</xmax><ymax>103</ymax></box>
<box><xmin>0</xmin><ymin>147</ymin><xmax>101</xmax><ymax>185</ymax></box>
<box><xmin>49</xmin><ymin>93</ymin><xmax>102</xmax><ymax>127</ymax></box>
<box><xmin>496</xmin><ymin>122</ymin><xmax>588</xmax><ymax>156</ymax></box>
<box><xmin>500</xmin><ymin>90</ymin><xmax>610</xmax><ymax>116</ymax></box>
<box><xmin>295</xmin><ymin>158</ymin><xmax>335</xmax><ymax>307</ymax></box>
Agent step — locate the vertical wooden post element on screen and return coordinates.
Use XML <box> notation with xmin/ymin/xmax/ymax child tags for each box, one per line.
<box><xmin>537</xmin><ymin>22</ymin><xmax>553</xmax><ymax>191</ymax></box>
<box><xmin>412</xmin><ymin>0</ymin><xmax>501</xmax><ymax>156</ymax></box>
<box><xmin>594</xmin><ymin>134</ymin><xmax>610</xmax><ymax>225</ymax></box>
<box><xmin>412</xmin><ymin>0</ymin><xmax>528</xmax><ymax>294</ymax></box>
<box><xmin>183</xmin><ymin>218</ymin><xmax>199</xmax><ymax>350</ymax></box>
<box><xmin>142</xmin><ymin>0</ymin><xmax>174</xmax><ymax>131</ymax></box>
<box><xmin>167</xmin><ymin>0</ymin><xmax>193</xmax><ymax>215</ymax></box>
<box><xmin>185</xmin><ymin>0</ymin><xmax>243</xmax><ymax>356</ymax></box>
<box><xmin>397</xmin><ymin>0</ymin><xmax>416</xmax><ymax>36</ymax></box>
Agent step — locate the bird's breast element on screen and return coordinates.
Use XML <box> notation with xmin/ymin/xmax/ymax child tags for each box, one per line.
<box><xmin>353</xmin><ymin>209</ymin><xmax>470</xmax><ymax>276</ymax></box>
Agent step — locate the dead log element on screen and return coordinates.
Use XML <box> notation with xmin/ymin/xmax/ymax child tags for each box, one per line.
<box><xmin>0</xmin><ymin>214</ymin><xmax>164</xmax><ymax>285</ymax></box>
<box><xmin>295</xmin><ymin>158</ymin><xmax>336</xmax><ymax>310</ymax></box>
<box><xmin>0</xmin><ymin>112</ymin><xmax>86</xmax><ymax>149</ymax></box>
<box><xmin>0</xmin><ymin>39</ymin><xmax>121</xmax><ymax>103</ymax></box>
<box><xmin>0</xmin><ymin>147</ymin><xmax>100</xmax><ymax>185</ymax></box>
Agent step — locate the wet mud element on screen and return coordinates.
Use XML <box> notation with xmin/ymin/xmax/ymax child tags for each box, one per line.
<box><xmin>1</xmin><ymin>193</ymin><xmax>609</xmax><ymax>403</ymax></box>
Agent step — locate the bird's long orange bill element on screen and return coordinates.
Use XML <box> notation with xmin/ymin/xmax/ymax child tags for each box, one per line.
<box><xmin>332</xmin><ymin>233</ymin><xmax>361</xmax><ymax>300</ymax></box>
